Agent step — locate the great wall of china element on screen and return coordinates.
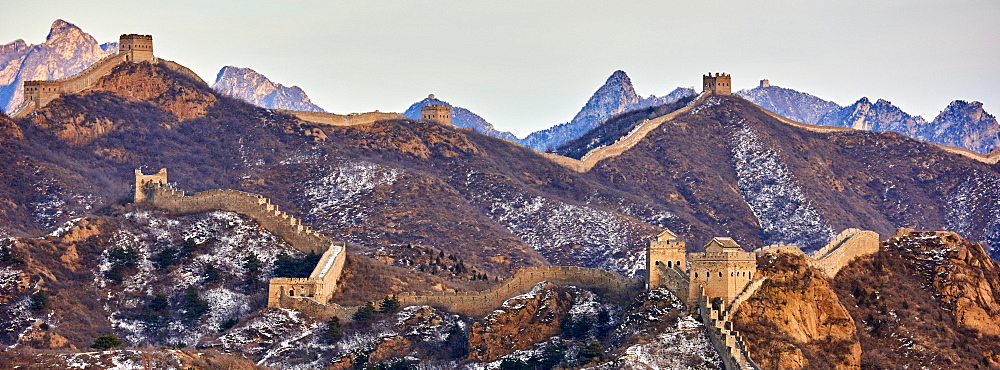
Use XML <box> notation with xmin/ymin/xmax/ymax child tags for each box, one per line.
<box><xmin>132</xmin><ymin>167</ymin><xmax>885</xmax><ymax>370</ymax></box>
<box><xmin>133</xmin><ymin>168</ymin><xmax>346</xmax><ymax>306</ymax></box>
<box><xmin>12</xmin><ymin>34</ymin><xmax>994</xmax><ymax>169</ymax></box>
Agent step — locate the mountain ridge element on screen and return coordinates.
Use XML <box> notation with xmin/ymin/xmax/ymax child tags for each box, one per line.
<box><xmin>211</xmin><ymin>65</ymin><xmax>326</xmax><ymax>112</ymax></box>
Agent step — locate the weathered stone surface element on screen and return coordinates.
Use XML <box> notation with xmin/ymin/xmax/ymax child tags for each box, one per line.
<box><xmin>467</xmin><ymin>282</ymin><xmax>572</xmax><ymax>361</ymax></box>
<box><xmin>732</xmin><ymin>252</ymin><xmax>861</xmax><ymax>370</ymax></box>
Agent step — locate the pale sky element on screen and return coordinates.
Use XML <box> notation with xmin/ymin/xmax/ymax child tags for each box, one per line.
<box><xmin>2</xmin><ymin>0</ymin><xmax>997</xmax><ymax>137</ymax></box>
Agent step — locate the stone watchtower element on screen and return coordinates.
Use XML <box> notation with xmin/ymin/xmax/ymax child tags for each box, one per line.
<box><xmin>702</xmin><ymin>72</ymin><xmax>731</xmax><ymax>95</ymax></box>
<box><xmin>687</xmin><ymin>237</ymin><xmax>756</xmax><ymax>308</ymax></box>
<box><xmin>134</xmin><ymin>168</ymin><xmax>167</xmax><ymax>202</ymax></box>
<box><xmin>421</xmin><ymin>102</ymin><xmax>452</xmax><ymax>126</ymax></box>
<box><xmin>119</xmin><ymin>34</ymin><xmax>154</xmax><ymax>62</ymax></box>
<box><xmin>646</xmin><ymin>229</ymin><xmax>687</xmax><ymax>289</ymax></box>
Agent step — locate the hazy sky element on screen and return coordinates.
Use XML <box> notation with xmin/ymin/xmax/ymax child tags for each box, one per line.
<box><xmin>2</xmin><ymin>0</ymin><xmax>998</xmax><ymax>137</ymax></box>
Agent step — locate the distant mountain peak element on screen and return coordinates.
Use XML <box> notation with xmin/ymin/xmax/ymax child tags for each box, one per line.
<box><xmin>46</xmin><ymin>19</ymin><xmax>87</xmax><ymax>42</ymax></box>
<box><xmin>736</xmin><ymin>81</ymin><xmax>841</xmax><ymax>124</ymax></box>
<box><xmin>518</xmin><ymin>70</ymin><xmax>696</xmax><ymax>151</ymax></box>
<box><xmin>211</xmin><ymin>66</ymin><xmax>326</xmax><ymax>112</ymax></box>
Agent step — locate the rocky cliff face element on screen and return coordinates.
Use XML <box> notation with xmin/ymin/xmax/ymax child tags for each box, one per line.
<box><xmin>732</xmin><ymin>252</ymin><xmax>861</xmax><ymax>369</ymax></box>
<box><xmin>919</xmin><ymin>100</ymin><xmax>1000</xmax><ymax>154</ymax></box>
<box><xmin>818</xmin><ymin>97</ymin><xmax>927</xmax><ymax>133</ymax></box>
<box><xmin>467</xmin><ymin>282</ymin><xmax>572</xmax><ymax>361</ymax></box>
<box><xmin>737</xmin><ymin>81</ymin><xmax>841</xmax><ymax>124</ymax></box>
<box><xmin>519</xmin><ymin>70</ymin><xmax>694</xmax><ymax>151</ymax></box>
<box><xmin>402</xmin><ymin>94</ymin><xmax>518</xmax><ymax>141</ymax></box>
<box><xmin>0</xmin><ymin>20</ymin><xmax>116</xmax><ymax>113</ymax></box>
<box><xmin>211</xmin><ymin>66</ymin><xmax>326</xmax><ymax>112</ymax></box>
<box><xmin>832</xmin><ymin>230</ymin><xmax>1000</xmax><ymax>368</ymax></box>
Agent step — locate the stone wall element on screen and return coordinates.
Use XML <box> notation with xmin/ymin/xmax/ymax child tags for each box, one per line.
<box><xmin>148</xmin><ymin>185</ymin><xmax>328</xmax><ymax>254</ymax></box>
<box><xmin>756</xmin><ymin>229</ymin><xmax>881</xmax><ymax>279</ymax></box>
<box><xmin>276</xmin><ymin>109</ymin><xmax>405</xmax><ymax>126</ymax></box>
<box><xmin>699</xmin><ymin>295</ymin><xmax>760</xmax><ymax>370</ymax></box>
<box><xmin>810</xmin><ymin>229</ymin><xmax>880</xmax><ymax>278</ymax></box>
<box><xmin>16</xmin><ymin>53</ymin><xmax>129</xmax><ymax>116</ymax></box>
<box><xmin>396</xmin><ymin>266</ymin><xmax>644</xmax><ymax>317</ymax></box>
<box><xmin>267</xmin><ymin>243</ymin><xmax>346</xmax><ymax>306</ymax></box>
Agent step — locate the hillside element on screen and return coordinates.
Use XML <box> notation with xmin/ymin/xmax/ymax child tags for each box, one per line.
<box><xmin>402</xmin><ymin>94</ymin><xmax>518</xmax><ymax>141</ymax></box>
<box><xmin>2</xmin><ymin>52</ymin><xmax>1000</xmax><ymax>368</ymax></box>
<box><xmin>568</xmin><ymin>94</ymin><xmax>1000</xmax><ymax>254</ymax></box>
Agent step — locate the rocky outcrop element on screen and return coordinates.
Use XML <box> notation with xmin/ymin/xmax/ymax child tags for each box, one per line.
<box><xmin>402</xmin><ymin>94</ymin><xmax>518</xmax><ymax>141</ymax></box>
<box><xmin>832</xmin><ymin>229</ymin><xmax>1000</xmax><ymax>368</ymax></box>
<box><xmin>467</xmin><ymin>282</ymin><xmax>572</xmax><ymax>361</ymax></box>
<box><xmin>0</xmin><ymin>20</ymin><xmax>115</xmax><ymax>113</ymax></box>
<box><xmin>919</xmin><ymin>100</ymin><xmax>1000</xmax><ymax>154</ymax></box>
<box><xmin>211</xmin><ymin>66</ymin><xmax>326</xmax><ymax>112</ymax></box>
<box><xmin>26</xmin><ymin>62</ymin><xmax>217</xmax><ymax>144</ymax></box>
<box><xmin>818</xmin><ymin>97</ymin><xmax>926</xmax><ymax>133</ymax></box>
<box><xmin>732</xmin><ymin>252</ymin><xmax>861</xmax><ymax>370</ymax></box>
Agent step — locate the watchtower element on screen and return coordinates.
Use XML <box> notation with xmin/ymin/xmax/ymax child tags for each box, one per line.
<box><xmin>119</xmin><ymin>34</ymin><xmax>154</xmax><ymax>62</ymax></box>
<box><xmin>646</xmin><ymin>229</ymin><xmax>687</xmax><ymax>289</ymax></box>
<box><xmin>421</xmin><ymin>103</ymin><xmax>452</xmax><ymax>126</ymax></box>
<box><xmin>134</xmin><ymin>168</ymin><xmax>167</xmax><ymax>203</ymax></box>
<box><xmin>702</xmin><ymin>73</ymin><xmax>731</xmax><ymax>95</ymax></box>
<box><xmin>23</xmin><ymin>81</ymin><xmax>61</xmax><ymax>109</ymax></box>
<box><xmin>687</xmin><ymin>237</ymin><xmax>756</xmax><ymax>308</ymax></box>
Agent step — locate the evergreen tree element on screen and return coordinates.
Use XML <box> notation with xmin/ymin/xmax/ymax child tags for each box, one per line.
<box><xmin>153</xmin><ymin>248</ymin><xmax>178</xmax><ymax>269</ymax></box>
<box><xmin>353</xmin><ymin>301</ymin><xmax>376</xmax><ymax>322</ymax></box>
<box><xmin>578</xmin><ymin>340</ymin><xmax>604</xmax><ymax>364</ymax></box>
<box><xmin>324</xmin><ymin>316</ymin><xmax>342</xmax><ymax>344</ymax></box>
<box><xmin>379</xmin><ymin>295</ymin><xmax>401</xmax><ymax>313</ymax></box>
<box><xmin>181</xmin><ymin>238</ymin><xmax>199</xmax><ymax>256</ymax></box>
<box><xmin>90</xmin><ymin>335</ymin><xmax>123</xmax><ymax>350</ymax></box>
<box><xmin>201</xmin><ymin>264</ymin><xmax>221</xmax><ymax>284</ymax></box>
<box><xmin>243</xmin><ymin>253</ymin><xmax>262</xmax><ymax>274</ymax></box>
<box><xmin>28</xmin><ymin>290</ymin><xmax>48</xmax><ymax>311</ymax></box>
<box><xmin>181</xmin><ymin>287</ymin><xmax>210</xmax><ymax>321</ymax></box>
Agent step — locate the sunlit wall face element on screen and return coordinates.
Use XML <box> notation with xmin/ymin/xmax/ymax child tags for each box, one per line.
<box><xmin>2</xmin><ymin>0</ymin><xmax>997</xmax><ymax>136</ymax></box>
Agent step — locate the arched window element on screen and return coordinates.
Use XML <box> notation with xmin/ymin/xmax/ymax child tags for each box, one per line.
<box><xmin>667</xmin><ymin>261</ymin><xmax>672</xmax><ymax>268</ymax></box>
<box><xmin>289</xmin><ymin>289</ymin><xmax>295</xmax><ymax>296</ymax></box>
<box><xmin>718</xmin><ymin>272</ymin><xmax>722</xmax><ymax>277</ymax></box>
<box><xmin>694</xmin><ymin>272</ymin><xmax>698</xmax><ymax>278</ymax></box>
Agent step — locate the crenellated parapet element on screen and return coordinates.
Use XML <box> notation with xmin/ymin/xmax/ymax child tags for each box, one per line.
<box><xmin>133</xmin><ymin>168</ymin><xmax>346</xmax><ymax>306</ymax></box>
<box><xmin>14</xmin><ymin>33</ymin><xmax>155</xmax><ymax>118</ymax></box>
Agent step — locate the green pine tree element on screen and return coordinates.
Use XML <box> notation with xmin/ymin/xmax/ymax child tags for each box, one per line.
<box><xmin>324</xmin><ymin>316</ymin><xmax>342</xmax><ymax>344</ymax></box>
<box><xmin>352</xmin><ymin>301</ymin><xmax>376</xmax><ymax>322</ymax></box>
<box><xmin>379</xmin><ymin>295</ymin><xmax>400</xmax><ymax>313</ymax></box>
<box><xmin>90</xmin><ymin>335</ymin><xmax>123</xmax><ymax>350</ymax></box>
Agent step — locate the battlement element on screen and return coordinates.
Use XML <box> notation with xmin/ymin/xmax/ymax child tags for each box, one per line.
<box><xmin>119</xmin><ymin>34</ymin><xmax>153</xmax><ymax>62</ymax></box>
<box><xmin>421</xmin><ymin>104</ymin><xmax>452</xmax><ymax>126</ymax></box>
<box><xmin>703</xmin><ymin>72</ymin><xmax>732</xmax><ymax>95</ymax></box>
<box><xmin>131</xmin><ymin>169</ymin><xmax>347</xmax><ymax>306</ymax></box>
<box><xmin>15</xmin><ymin>32</ymin><xmax>155</xmax><ymax>117</ymax></box>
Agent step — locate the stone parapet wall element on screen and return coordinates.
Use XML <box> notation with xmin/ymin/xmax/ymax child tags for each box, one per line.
<box><xmin>756</xmin><ymin>229</ymin><xmax>881</xmax><ymax>279</ymax></box>
<box><xmin>810</xmin><ymin>229</ymin><xmax>880</xmax><ymax>278</ymax></box>
<box><xmin>396</xmin><ymin>266</ymin><xmax>643</xmax><ymax>317</ymax></box>
<box><xmin>699</xmin><ymin>296</ymin><xmax>760</xmax><ymax>370</ymax></box>
<box><xmin>276</xmin><ymin>109</ymin><xmax>406</xmax><ymax>126</ymax></box>
<box><xmin>149</xmin><ymin>185</ymin><xmax>328</xmax><ymax>254</ymax></box>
